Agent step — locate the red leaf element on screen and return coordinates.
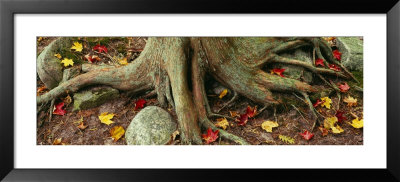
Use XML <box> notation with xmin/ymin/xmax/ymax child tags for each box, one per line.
<box><xmin>335</xmin><ymin>110</ymin><xmax>347</xmax><ymax>123</ymax></box>
<box><xmin>85</xmin><ymin>54</ymin><xmax>100</xmax><ymax>63</ymax></box>
<box><xmin>237</xmin><ymin>114</ymin><xmax>249</xmax><ymax>126</ymax></box>
<box><xmin>53</xmin><ymin>102</ymin><xmax>66</xmax><ymax>116</ymax></box>
<box><xmin>134</xmin><ymin>99</ymin><xmax>146</xmax><ymax>111</ymax></box>
<box><xmin>338</xmin><ymin>82</ymin><xmax>350</xmax><ymax>92</ymax></box>
<box><xmin>333</xmin><ymin>50</ymin><xmax>342</xmax><ymax>61</ymax></box>
<box><xmin>93</xmin><ymin>45</ymin><xmax>108</xmax><ymax>53</ymax></box>
<box><xmin>329</xmin><ymin>64</ymin><xmax>341</xmax><ymax>71</ymax></box>
<box><xmin>246</xmin><ymin>106</ymin><xmax>257</xmax><ymax>118</ymax></box>
<box><xmin>202</xmin><ymin>128</ymin><xmax>219</xmax><ymax>144</ymax></box>
<box><xmin>300</xmin><ymin>130</ymin><xmax>314</xmax><ymax>140</ymax></box>
<box><xmin>313</xmin><ymin>99</ymin><xmax>325</xmax><ymax>108</ymax></box>
<box><xmin>271</xmin><ymin>68</ymin><xmax>285</xmax><ymax>77</ymax></box>
<box><xmin>315</xmin><ymin>58</ymin><xmax>324</xmax><ymax>67</ymax></box>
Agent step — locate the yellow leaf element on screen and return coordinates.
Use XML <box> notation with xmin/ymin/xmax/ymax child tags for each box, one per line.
<box><xmin>54</xmin><ymin>53</ymin><xmax>62</xmax><ymax>59</ymax></box>
<box><xmin>215</xmin><ymin>118</ymin><xmax>229</xmax><ymax>130</ymax></box>
<box><xmin>349</xmin><ymin>118</ymin><xmax>363</xmax><ymax>128</ymax></box>
<box><xmin>320</xmin><ymin>97</ymin><xmax>332</xmax><ymax>109</ymax></box>
<box><xmin>110</xmin><ymin>126</ymin><xmax>125</xmax><ymax>142</ymax></box>
<box><xmin>60</xmin><ymin>58</ymin><xmax>74</xmax><ymax>67</ymax></box>
<box><xmin>219</xmin><ymin>89</ymin><xmax>228</xmax><ymax>99</ymax></box>
<box><xmin>278</xmin><ymin>135</ymin><xmax>295</xmax><ymax>144</ymax></box>
<box><xmin>71</xmin><ymin>41</ymin><xmax>83</xmax><ymax>52</ymax></box>
<box><xmin>37</xmin><ymin>37</ymin><xmax>43</xmax><ymax>42</ymax></box>
<box><xmin>323</xmin><ymin>116</ymin><xmax>338</xmax><ymax>129</ymax></box>
<box><xmin>261</xmin><ymin>120</ymin><xmax>279</xmax><ymax>132</ymax></box>
<box><xmin>118</xmin><ymin>57</ymin><xmax>128</xmax><ymax>65</ymax></box>
<box><xmin>343</xmin><ymin>96</ymin><xmax>357</xmax><ymax>107</ymax></box>
<box><xmin>331</xmin><ymin>125</ymin><xmax>344</xmax><ymax>134</ymax></box>
<box><xmin>53</xmin><ymin>138</ymin><xmax>62</xmax><ymax>145</ymax></box>
<box><xmin>99</xmin><ymin>112</ymin><xmax>115</xmax><ymax>125</ymax></box>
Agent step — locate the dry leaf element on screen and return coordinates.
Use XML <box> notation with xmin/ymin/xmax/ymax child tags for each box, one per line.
<box><xmin>261</xmin><ymin>120</ymin><xmax>279</xmax><ymax>132</ymax></box>
<box><xmin>110</xmin><ymin>126</ymin><xmax>125</xmax><ymax>142</ymax></box>
<box><xmin>320</xmin><ymin>97</ymin><xmax>332</xmax><ymax>109</ymax></box>
<box><xmin>99</xmin><ymin>112</ymin><xmax>115</xmax><ymax>125</ymax></box>
<box><xmin>229</xmin><ymin>111</ymin><xmax>240</xmax><ymax>118</ymax></box>
<box><xmin>215</xmin><ymin>118</ymin><xmax>229</xmax><ymax>130</ymax></box>
<box><xmin>53</xmin><ymin>138</ymin><xmax>62</xmax><ymax>145</ymax></box>
<box><xmin>349</xmin><ymin>118</ymin><xmax>363</xmax><ymax>128</ymax></box>
<box><xmin>219</xmin><ymin>89</ymin><xmax>228</xmax><ymax>99</ymax></box>
<box><xmin>343</xmin><ymin>96</ymin><xmax>357</xmax><ymax>107</ymax></box>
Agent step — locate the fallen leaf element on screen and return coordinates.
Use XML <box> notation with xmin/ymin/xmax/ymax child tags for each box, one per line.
<box><xmin>77</xmin><ymin>121</ymin><xmax>88</xmax><ymax>130</ymax></box>
<box><xmin>118</xmin><ymin>57</ymin><xmax>128</xmax><ymax>65</ymax></box>
<box><xmin>93</xmin><ymin>44</ymin><xmax>108</xmax><ymax>53</ymax></box>
<box><xmin>323</xmin><ymin>116</ymin><xmax>338</xmax><ymax>129</ymax></box>
<box><xmin>215</xmin><ymin>118</ymin><xmax>229</xmax><ymax>130</ymax></box>
<box><xmin>331</xmin><ymin>125</ymin><xmax>344</xmax><ymax>134</ymax></box>
<box><xmin>110</xmin><ymin>126</ymin><xmax>125</xmax><ymax>142</ymax></box>
<box><xmin>37</xmin><ymin>85</ymin><xmax>47</xmax><ymax>95</ymax></box>
<box><xmin>37</xmin><ymin>37</ymin><xmax>43</xmax><ymax>42</ymax></box>
<box><xmin>343</xmin><ymin>96</ymin><xmax>357</xmax><ymax>107</ymax></box>
<box><xmin>229</xmin><ymin>111</ymin><xmax>240</xmax><ymax>118</ymax></box>
<box><xmin>71</xmin><ymin>41</ymin><xmax>83</xmax><ymax>52</ymax></box>
<box><xmin>335</xmin><ymin>110</ymin><xmax>347</xmax><ymax>123</ymax></box>
<box><xmin>320</xmin><ymin>97</ymin><xmax>332</xmax><ymax>109</ymax></box>
<box><xmin>315</xmin><ymin>58</ymin><xmax>324</xmax><ymax>67</ymax></box>
<box><xmin>319</xmin><ymin>126</ymin><xmax>329</xmax><ymax>137</ymax></box>
<box><xmin>237</xmin><ymin>114</ymin><xmax>249</xmax><ymax>126</ymax></box>
<box><xmin>63</xmin><ymin>95</ymin><xmax>72</xmax><ymax>106</ymax></box>
<box><xmin>338</xmin><ymin>82</ymin><xmax>350</xmax><ymax>92</ymax></box>
<box><xmin>53</xmin><ymin>138</ymin><xmax>62</xmax><ymax>145</ymax></box>
<box><xmin>85</xmin><ymin>54</ymin><xmax>100</xmax><ymax>63</ymax></box>
<box><xmin>324</xmin><ymin>37</ymin><xmax>336</xmax><ymax>42</ymax></box>
<box><xmin>60</xmin><ymin>58</ymin><xmax>74</xmax><ymax>67</ymax></box>
<box><xmin>218</xmin><ymin>89</ymin><xmax>228</xmax><ymax>99</ymax></box>
<box><xmin>134</xmin><ymin>99</ymin><xmax>146</xmax><ymax>111</ymax></box>
<box><xmin>278</xmin><ymin>135</ymin><xmax>295</xmax><ymax>144</ymax></box>
<box><xmin>172</xmin><ymin>130</ymin><xmax>180</xmax><ymax>141</ymax></box>
<box><xmin>202</xmin><ymin>128</ymin><xmax>219</xmax><ymax>144</ymax></box>
<box><xmin>313</xmin><ymin>99</ymin><xmax>325</xmax><ymax>108</ymax></box>
<box><xmin>54</xmin><ymin>53</ymin><xmax>62</xmax><ymax>59</ymax></box>
<box><xmin>99</xmin><ymin>112</ymin><xmax>115</xmax><ymax>125</ymax></box>
<box><xmin>349</xmin><ymin>118</ymin><xmax>363</xmax><ymax>128</ymax></box>
<box><xmin>261</xmin><ymin>120</ymin><xmax>279</xmax><ymax>132</ymax></box>
<box><xmin>246</xmin><ymin>106</ymin><xmax>257</xmax><ymax>118</ymax></box>
<box><xmin>333</xmin><ymin>50</ymin><xmax>342</xmax><ymax>61</ymax></box>
<box><xmin>270</xmin><ymin>68</ymin><xmax>285</xmax><ymax>77</ymax></box>
<box><xmin>300</xmin><ymin>130</ymin><xmax>314</xmax><ymax>140</ymax></box>
<box><xmin>53</xmin><ymin>102</ymin><xmax>66</xmax><ymax>116</ymax></box>
<box><xmin>329</xmin><ymin>64</ymin><xmax>341</xmax><ymax>71</ymax></box>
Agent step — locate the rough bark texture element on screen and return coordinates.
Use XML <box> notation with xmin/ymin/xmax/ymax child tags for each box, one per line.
<box><xmin>37</xmin><ymin>37</ymin><xmax>353</xmax><ymax>144</ymax></box>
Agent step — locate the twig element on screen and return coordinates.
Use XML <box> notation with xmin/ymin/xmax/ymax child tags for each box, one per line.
<box><xmin>291</xmin><ymin>104</ymin><xmax>309</xmax><ymax>124</ymax></box>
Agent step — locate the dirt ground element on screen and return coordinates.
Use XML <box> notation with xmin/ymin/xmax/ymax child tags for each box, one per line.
<box><xmin>36</xmin><ymin>37</ymin><xmax>363</xmax><ymax>145</ymax></box>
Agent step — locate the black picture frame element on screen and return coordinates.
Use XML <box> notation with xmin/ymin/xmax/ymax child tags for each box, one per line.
<box><xmin>1</xmin><ymin>0</ymin><xmax>399</xmax><ymax>181</ymax></box>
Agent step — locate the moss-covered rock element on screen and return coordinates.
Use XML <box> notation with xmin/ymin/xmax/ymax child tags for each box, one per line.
<box><xmin>125</xmin><ymin>106</ymin><xmax>177</xmax><ymax>145</ymax></box>
<box><xmin>73</xmin><ymin>86</ymin><xmax>119</xmax><ymax>111</ymax></box>
<box><xmin>337</xmin><ymin>37</ymin><xmax>363</xmax><ymax>71</ymax></box>
<box><xmin>37</xmin><ymin>37</ymin><xmax>72</xmax><ymax>89</ymax></box>
<box><xmin>279</xmin><ymin>49</ymin><xmax>313</xmax><ymax>83</ymax></box>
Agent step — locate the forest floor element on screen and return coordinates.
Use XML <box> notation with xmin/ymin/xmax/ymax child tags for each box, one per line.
<box><xmin>36</xmin><ymin>37</ymin><xmax>363</xmax><ymax>145</ymax></box>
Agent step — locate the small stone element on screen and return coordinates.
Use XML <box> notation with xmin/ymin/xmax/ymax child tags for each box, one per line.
<box><xmin>125</xmin><ymin>106</ymin><xmax>177</xmax><ymax>145</ymax></box>
<box><xmin>73</xmin><ymin>86</ymin><xmax>119</xmax><ymax>111</ymax></box>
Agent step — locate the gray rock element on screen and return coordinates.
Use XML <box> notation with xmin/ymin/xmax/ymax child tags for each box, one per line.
<box><xmin>336</xmin><ymin>37</ymin><xmax>363</xmax><ymax>71</ymax></box>
<box><xmin>37</xmin><ymin>37</ymin><xmax>72</xmax><ymax>89</ymax></box>
<box><xmin>126</xmin><ymin>106</ymin><xmax>177</xmax><ymax>145</ymax></box>
<box><xmin>73</xmin><ymin>86</ymin><xmax>119</xmax><ymax>111</ymax></box>
<box><xmin>280</xmin><ymin>49</ymin><xmax>313</xmax><ymax>83</ymax></box>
